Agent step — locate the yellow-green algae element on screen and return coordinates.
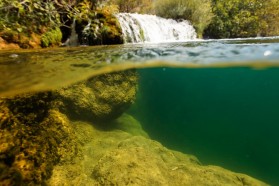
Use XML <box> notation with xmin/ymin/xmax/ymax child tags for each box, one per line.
<box><xmin>0</xmin><ymin>70</ymin><xmax>138</xmax><ymax>185</ymax></box>
<box><xmin>47</xmin><ymin>114</ymin><xmax>268</xmax><ymax>186</ymax></box>
<box><xmin>0</xmin><ymin>93</ymin><xmax>80</xmax><ymax>185</ymax></box>
<box><xmin>0</xmin><ymin>69</ymin><xmax>269</xmax><ymax>185</ymax></box>
<box><xmin>41</xmin><ymin>28</ymin><xmax>63</xmax><ymax>48</ymax></box>
<box><xmin>55</xmin><ymin>70</ymin><xmax>138</xmax><ymax>122</ymax></box>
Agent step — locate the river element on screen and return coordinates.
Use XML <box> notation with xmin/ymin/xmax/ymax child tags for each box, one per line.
<box><xmin>1</xmin><ymin>37</ymin><xmax>279</xmax><ymax>185</ymax></box>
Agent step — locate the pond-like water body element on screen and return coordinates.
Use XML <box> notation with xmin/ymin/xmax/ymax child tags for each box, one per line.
<box><xmin>1</xmin><ymin>37</ymin><xmax>279</xmax><ymax>185</ymax></box>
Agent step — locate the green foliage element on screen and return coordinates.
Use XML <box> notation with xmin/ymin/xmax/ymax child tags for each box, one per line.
<box><xmin>41</xmin><ymin>28</ymin><xmax>62</xmax><ymax>47</ymax></box>
<box><xmin>109</xmin><ymin>0</ymin><xmax>154</xmax><ymax>14</ymax></box>
<box><xmin>0</xmin><ymin>0</ymin><xmax>278</xmax><ymax>48</ymax></box>
<box><xmin>153</xmin><ymin>0</ymin><xmax>214</xmax><ymax>38</ymax></box>
<box><xmin>205</xmin><ymin>0</ymin><xmax>279</xmax><ymax>38</ymax></box>
<box><xmin>0</xmin><ymin>0</ymin><xmax>61</xmax><ymax>34</ymax></box>
<box><xmin>0</xmin><ymin>0</ymin><xmax>65</xmax><ymax>48</ymax></box>
<box><xmin>0</xmin><ymin>0</ymin><xmax>121</xmax><ymax>47</ymax></box>
<box><xmin>257</xmin><ymin>0</ymin><xmax>279</xmax><ymax>36</ymax></box>
<box><xmin>74</xmin><ymin>1</ymin><xmax>123</xmax><ymax>45</ymax></box>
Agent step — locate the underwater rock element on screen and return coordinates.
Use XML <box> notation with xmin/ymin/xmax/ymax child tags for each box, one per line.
<box><xmin>0</xmin><ymin>93</ymin><xmax>80</xmax><ymax>185</ymax></box>
<box><xmin>92</xmin><ymin>137</ymin><xmax>267</xmax><ymax>186</ymax></box>
<box><xmin>55</xmin><ymin>70</ymin><xmax>138</xmax><ymax>122</ymax></box>
<box><xmin>107</xmin><ymin>113</ymin><xmax>149</xmax><ymax>138</ymax></box>
<box><xmin>0</xmin><ymin>72</ymin><xmax>268</xmax><ymax>186</ymax></box>
<box><xmin>47</xmin><ymin>114</ymin><xmax>149</xmax><ymax>185</ymax></box>
<box><xmin>0</xmin><ymin>70</ymin><xmax>138</xmax><ymax>184</ymax></box>
<box><xmin>47</xmin><ymin>114</ymin><xmax>268</xmax><ymax>186</ymax></box>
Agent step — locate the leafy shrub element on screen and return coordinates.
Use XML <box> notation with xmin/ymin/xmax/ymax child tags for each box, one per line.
<box><xmin>204</xmin><ymin>0</ymin><xmax>279</xmax><ymax>38</ymax></box>
<box><xmin>109</xmin><ymin>0</ymin><xmax>154</xmax><ymax>14</ymax></box>
<box><xmin>41</xmin><ymin>28</ymin><xmax>62</xmax><ymax>47</ymax></box>
<box><xmin>153</xmin><ymin>0</ymin><xmax>214</xmax><ymax>38</ymax></box>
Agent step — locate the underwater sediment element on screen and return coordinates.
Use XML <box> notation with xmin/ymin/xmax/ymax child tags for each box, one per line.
<box><xmin>0</xmin><ymin>69</ymin><xmax>268</xmax><ymax>185</ymax></box>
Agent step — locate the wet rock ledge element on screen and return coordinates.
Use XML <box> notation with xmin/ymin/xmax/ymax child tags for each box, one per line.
<box><xmin>0</xmin><ymin>70</ymin><xmax>269</xmax><ymax>186</ymax></box>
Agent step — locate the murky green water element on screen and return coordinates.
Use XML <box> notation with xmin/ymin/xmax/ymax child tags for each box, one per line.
<box><xmin>1</xmin><ymin>37</ymin><xmax>279</xmax><ymax>185</ymax></box>
<box><xmin>129</xmin><ymin>67</ymin><xmax>279</xmax><ymax>185</ymax></box>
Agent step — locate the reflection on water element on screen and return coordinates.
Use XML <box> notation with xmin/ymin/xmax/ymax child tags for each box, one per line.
<box><xmin>1</xmin><ymin>37</ymin><xmax>279</xmax><ymax>97</ymax></box>
<box><xmin>1</xmin><ymin>37</ymin><xmax>279</xmax><ymax>185</ymax></box>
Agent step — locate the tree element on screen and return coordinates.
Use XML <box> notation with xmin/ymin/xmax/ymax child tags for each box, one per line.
<box><xmin>257</xmin><ymin>0</ymin><xmax>279</xmax><ymax>36</ymax></box>
<box><xmin>109</xmin><ymin>0</ymin><xmax>154</xmax><ymax>14</ymax></box>
<box><xmin>204</xmin><ymin>0</ymin><xmax>279</xmax><ymax>38</ymax></box>
<box><xmin>153</xmin><ymin>0</ymin><xmax>213</xmax><ymax>38</ymax></box>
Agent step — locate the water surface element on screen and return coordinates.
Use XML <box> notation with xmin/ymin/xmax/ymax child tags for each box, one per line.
<box><xmin>1</xmin><ymin>37</ymin><xmax>279</xmax><ymax>97</ymax></box>
<box><xmin>1</xmin><ymin>37</ymin><xmax>279</xmax><ymax>185</ymax></box>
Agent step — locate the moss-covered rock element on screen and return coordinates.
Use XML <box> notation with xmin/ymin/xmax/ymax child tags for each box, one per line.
<box><xmin>0</xmin><ymin>69</ymin><xmax>139</xmax><ymax>184</ymax></box>
<box><xmin>75</xmin><ymin>11</ymin><xmax>124</xmax><ymax>45</ymax></box>
<box><xmin>0</xmin><ymin>37</ymin><xmax>20</xmax><ymax>50</ymax></box>
<box><xmin>108</xmin><ymin>113</ymin><xmax>149</xmax><ymax>138</ymax></box>
<box><xmin>98</xmin><ymin>12</ymin><xmax>124</xmax><ymax>45</ymax></box>
<box><xmin>55</xmin><ymin>70</ymin><xmax>138</xmax><ymax>122</ymax></box>
<box><xmin>41</xmin><ymin>27</ymin><xmax>62</xmax><ymax>48</ymax></box>
<box><xmin>0</xmin><ymin>30</ymin><xmax>43</xmax><ymax>49</ymax></box>
<box><xmin>0</xmin><ymin>93</ymin><xmax>80</xmax><ymax>185</ymax></box>
<box><xmin>0</xmin><ymin>69</ymin><xmax>269</xmax><ymax>186</ymax></box>
<box><xmin>47</xmin><ymin>116</ymin><xmax>268</xmax><ymax>186</ymax></box>
<box><xmin>92</xmin><ymin>137</ymin><xmax>268</xmax><ymax>186</ymax></box>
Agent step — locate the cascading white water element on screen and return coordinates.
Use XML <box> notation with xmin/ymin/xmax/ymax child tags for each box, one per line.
<box><xmin>63</xmin><ymin>19</ymin><xmax>79</xmax><ymax>46</ymax></box>
<box><xmin>115</xmin><ymin>13</ymin><xmax>197</xmax><ymax>43</ymax></box>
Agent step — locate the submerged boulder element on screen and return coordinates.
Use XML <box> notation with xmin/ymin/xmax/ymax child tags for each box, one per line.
<box><xmin>92</xmin><ymin>137</ymin><xmax>266</xmax><ymax>186</ymax></box>
<box><xmin>0</xmin><ymin>93</ymin><xmax>80</xmax><ymax>185</ymax></box>
<box><xmin>47</xmin><ymin>115</ymin><xmax>268</xmax><ymax>186</ymax></box>
<box><xmin>0</xmin><ymin>69</ymin><xmax>268</xmax><ymax>186</ymax></box>
<box><xmin>55</xmin><ymin>70</ymin><xmax>138</xmax><ymax>122</ymax></box>
<box><xmin>0</xmin><ymin>70</ymin><xmax>138</xmax><ymax>184</ymax></box>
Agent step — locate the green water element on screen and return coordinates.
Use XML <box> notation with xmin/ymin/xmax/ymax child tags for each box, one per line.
<box><xmin>1</xmin><ymin>37</ymin><xmax>279</xmax><ymax>185</ymax></box>
<box><xmin>129</xmin><ymin>67</ymin><xmax>279</xmax><ymax>185</ymax></box>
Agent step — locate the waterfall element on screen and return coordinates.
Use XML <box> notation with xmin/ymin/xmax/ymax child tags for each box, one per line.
<box><xmin>63</xmin><ymin>19</ymin><xmax>79</xmax><ymax>46</ymax></box>
<box><xmin>115</xmin><ymin>13</ymin><xmax>197</xmax><ymax>43</ymax></box>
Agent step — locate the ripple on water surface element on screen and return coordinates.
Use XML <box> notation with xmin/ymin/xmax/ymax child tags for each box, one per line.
<box><xmin>1</xmin><ymin>37</ymin><xmax>279</xmax><ymax>97</ymax></box>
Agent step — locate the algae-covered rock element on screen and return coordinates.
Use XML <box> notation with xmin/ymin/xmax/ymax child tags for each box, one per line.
<box><xmin>47</xmin><ymin>116</ymin><xmax>268</xmax><ymax>186</ymax></box>
<box><xmin>55</xmin><ymin>70</ymin><xmax>138</xmax><ymax>122</ymax></box>
<box><xmin>0</xmin><ymin>70</ymin><xmax>268</xmax><ymax>186</ymax></box>
<box><xmin>75</xmin><ymin>11</ymin><xmax>124</xmax><ymax>45</ymax></box>
<box><xmin>0</xmin><ymin>37</ymin><xmax>20</xmax><ymax>50</ymax></box>
<box><xmin>0</xmin><ymin>93</ymin><xmax>80</xmax><ymax>185</ymax></box>
<box><xmin>108</xmin><ymin>113</ymin><xmax>149</xmax><ymax>138</ymax></box>
<box><xmin>0</xmin><ymin>70</ymin><xmax>138</xmax><ymax>184</ymax></box>
<box><xmin>92</xmin><ymin>136</ymin><xmax>268</xmax><ymax>186</ymax></box>
<box><xmin>41</xmin><ymin>27</ymin><xmax>63</xmax><ymax>48</ymax></box>
<box><xmin>0</xmin><ymin>30</ymin><xmax>45</xmax><ymax>49</ymax></box>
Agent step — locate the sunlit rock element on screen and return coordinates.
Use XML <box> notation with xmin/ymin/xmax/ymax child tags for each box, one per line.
<box><xmin>55</xmin><ymin>70</ymin><xmax>138</xmax><ymax>122</ymax></box>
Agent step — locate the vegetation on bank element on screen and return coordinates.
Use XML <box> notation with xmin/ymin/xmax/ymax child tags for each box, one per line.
<box><xmin>153</xmin><ymin>0</ymin><xmax>213</xmax><ymax>38</ymax></box>
<box><xmin>0</xmin><ymin>0</ymin><xmax>279</xmax><ymax>49</ymax></box>
<box><xmin>0</xmin><ymin>0</ymin><xmax>123</xmax><ymax>48</ymax></box>
<box><xmin>0</xmin><ymin>0</ymin><xmax>62</xmax><ymax>48</ymax></box>
<box><xmin>204</xmin><ymin>0</ymin><xmax>279</xmax><ymax>38</ymax></box>
<box><xmin>109</xmin><ymin>0</ymin><xmax>154</xmax><ymax>14</ymax></box>
<box><xmin>109</xmin><ymin>0</ymin><xmax>279</xmax><ymax>38</ymax></box>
